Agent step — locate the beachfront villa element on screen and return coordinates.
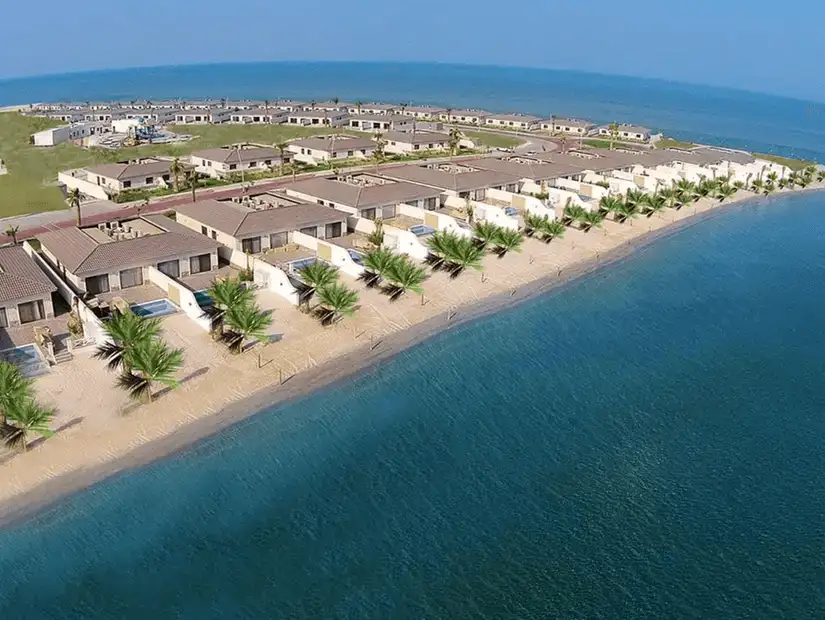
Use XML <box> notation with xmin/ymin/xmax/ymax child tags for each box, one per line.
<box><xmin>283</xmin><ymin>173</ymin><xmax>444</xmax><ymax>220</ymax></box>
<box><xmin>287</xmin><ymin>135</ymin><xmax>377</xmax><ymax>165</ymax></box>
<box><xmin>378</xmin><ymin>162</ymin><xmax>521</xmax><ymax>200</ymax></box>
<box><xmin>398</xmin><ymin>105</ymin><xmax>447</xmax><ymax>119</ymax></box>
<box><xmin>229</xmin><ymin>109</ymin><xmax>290</xmax><ymax>124</ymax></box>
<box><xmin>352</xmin><ymin>103</ymin><xmax>398</xmax><ymax>115</ymax></box>
<box><xmin>383</xmin><ymin>131</ymin><xmax>450</xmax><ymax>155</ymax></box>
<box><xmin>596</xmin><ymin>123</ymin><xmax>652</xmax><ymax>142</ymax></box>
<box><xmin>58</xmin><ymin>158</ymin><xmax>187</xmax><ymax>200</ymax></box>
<box><xmin>0</xmin><ymin>246</ymin><xmax>57</xmax><ymax>328</ymax></box>
<box><xmin>439</xmin><ymin>109</ymin><xmax>491</xmax><ymax>125</ymax></box>
<box><xmin>175</xmin><ymin>108</ymin><xmax>231</xmax><ymax>124</ymax></box>
<box><xmin>347</xmin><ymin>114</ymin><xmax>413</xmax><ymax>133</ymax></box>
<box><xmin>174</xmin><ymin>197</ymin><xmax>348</xmax><ymax>254</ymax></box>
<box><xmin>191</xmin><ymin>146</ymin><xmax>288</xmax><ymax>178</ymax></box>
<box><xmin>540</xmin><ymin>118</ymin><xmax>595</xmax><ymax>135</ymax></box>
<box><xmin>37</xmin><ymin>214</ymin><xmax>219</xmax><ymax>297</ymax></box>
<box><xmin>287</xmin><ymin>109</ymin><xmax>349</xmax><ymax>127</ymax></box>
<box><xmin>484</xmin><ymin>113</ymin><xmax>541</xmax><ymax>131</ymax></box>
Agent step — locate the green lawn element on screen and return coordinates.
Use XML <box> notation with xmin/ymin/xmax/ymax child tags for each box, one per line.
<box><xmin>582</xmin><ymin>139</ymin><xmax>615</xmax><ymax>149</ymax></box>
<box><xmin>460</xmin><ymin>130</ymin><xmax>523</xmax><ymax>149</ymax></box>
<box><xmin>655</xmin><ymin>137</ymin><xmax>696</xmax><ymax>150</ymax></box>
<box><xmin>752</xmin><ymin>152</ymin><xmax>813</xmax><ymax>171</ymax></box>
<box><xmin>0</xmin><ymin>113</ymin><xmax>351</xmax><ymax>218</ymax></box>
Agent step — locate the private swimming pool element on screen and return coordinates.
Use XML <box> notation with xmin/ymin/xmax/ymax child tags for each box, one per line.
<box><xmin>130</xmin><ymin>298</ymin><xmax>178</xmax><ymax>318</ymax></box>
<box><xmin>194</xmin><ymin>289</ymin><xmax>212</xmax><ymax>308</ymax></box>
<box><xmin>0</xmin><ymin>344</ymin><xmax>49</xmax><ymax>377</ymax></box>
<box><xmin>409</xmin><ymin>224</ymin><xmax>436</xmax><ymax>237</ymax></box>
<box><xmin>289</xmin><ymin>257</ymin><xmax>317</xmax><ymax>273</ymax></box>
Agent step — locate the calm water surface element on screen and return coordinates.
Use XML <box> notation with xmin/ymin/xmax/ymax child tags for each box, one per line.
<box><xmin>0</xmin><ymin>192</ymin><xmax>823</xmax><ymax>618</ymax></box>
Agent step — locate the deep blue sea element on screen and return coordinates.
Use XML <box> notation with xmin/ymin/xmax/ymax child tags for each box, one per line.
<box><xmin>2</xmin><ymin>62</ymin><xmax>825</xmax><ymax>162</ymax></box>
<box><xmin>1</xmin><ymin>64</ymin><xmax>824</xmax><ymax>618</ymax></box>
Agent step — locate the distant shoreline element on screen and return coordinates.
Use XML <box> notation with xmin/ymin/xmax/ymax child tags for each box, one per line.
<box><xmin>2</xmin><ymin>186</ymin><xmax>821</xmax><ymax>530</ymax></box>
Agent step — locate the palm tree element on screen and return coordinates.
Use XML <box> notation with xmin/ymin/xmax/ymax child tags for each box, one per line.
<box><xmin>383</xmin><ymin>258</ymin><xmax>427</xmax><ymax>301</ymax></box>
<box><xmin>624</xmin><ymin>189</ymin><xmax>646</xmax><ymax>213</ymax></box>
<box><xmin>642</xmin><ymin>193</ymin><xmax>667</xmax><ymax>217</ymax></box>
<box><xmin>472</xmin><ymin>221</ymin><xmax>502</xmax><ymax>250</ymax></box>
<box><xmin>315</xmin><ymin>282</ymin><xmax>359</xmax><ymax>326</ymax></box>
<box><xmin>296</xmin><ymin>262</ymin><xmax>339</xmax><ymax>308</ymax></box>
<box><xmin>373</xmin><ymin>133</ymin><xmax>386</xmax><ymax>172</ymax></box>
<box><xmin>170</xmin><ymin>157</ymin><xmax>184</xmax><ymax>191</ymax></box>
<box><xmin>491</xmin><ymin>228</ymin><xmax>524</xmax><ymax>257</ymax></box>
<box><xmin>355</xmin><ymin>101</ymin><xmax>363</xmax><ymax>115</ymax></box>
<box><xmin>222</xmin><ymin>302</ymin><xmax>272</xmax><ymax>354</ymax></box>
<box><xmin>117</xmin><ymin>339</ymin><xmax>184</xmax><ymax>402</ymax></box>
<box><xmin>202</xmin><ymin>277</ymin><xmax>254</xmax><ymax>334</ymax></box>
<box><xmin>94</xmin><ymin>310</ymin><xmax>162</xmax><ymax>373</ymax></box>
<box><xmin>598</xmin><ymin>195</ymin><xmax>623</xmax><ymax>218</ymax></box>
<box><xmin>562</xmin><ymin>204</ymin><xmax>586</xmax><ymax>226</ymax></box>
<box><xmin>817</xmin><ymin>169</ymin><xmax>825</xmax><ymax>183</ymax></box>
<box><xmin>658</xmin><ymin>187</ymin><xmax>679</xmax><ymax>209</ymax></box>
<box><xmin>186</xmin><ymin>170</ymin><xmax>199</xmax><ymax>203</ymax></box>
<box><xmin>367</xmin><ymin>219</ymin><xmax>384</xmax><ymax>248</ymax></box>
<box><xmin>4</xmin><ymin>225</ymin><xmax>19</xmax><ymax>245</ymax></box>
<box><xmin>674</xmin><ymin>179</ymin><xmax>697</xmax><ymax>205</ymax></box>
<box><xmin>540</xmin><ymin>219</ymin><xmax>566</xmax><ymax>243</ymax></box>
<box><xmin>0</xmin><ymin>361</ymin><xmax>32</xmax><ymax>424</ymax></box>
<box><xmin>67</xmin><ymin>187</ymin><xmax>82</xmax><ymax>227</ymax></box>
<box><xmin>2</xmin><ymin>399</ymin><xmax>54</xmax><ymax>452</ymax></box>
<box><xmin>578</xmin><ymin>210</ymin><xmax>604</xmax><ymax>233</ymax></box>
<box><xmin>716</xmin><ymin>184</ymin><xmax>737</xmax><ymax>202</ymax></box>
<box><xmin>733</xmin><ymin>180</ymin><xmax>746</xmax><ymax>190</ymax></box>
<box><xmin>359</xmin><ymin>247</ymin><xmax>400</xmax><ymax>288</ymax></box>
<box><xmin>751</xmin><ymin>178</ymin><xmax>766</xmax><ymax>194</ymax></box>
<box><xmin>276</xmin><ymin>142</ymin><xmax>289</xmax><ymax>175</ymax></box>
<box><xmin>448</xmin><ymin>125</ymin><xmax>462</xmax><ymax>158</ymax></box>
<box><xmin>767</xmin><ymin>171</ymin><xmax>778</xmax><ymax>187</ymax></box>
<box><xmin>424</xmin><ymin>229</ymin><xmax>457</xmax><ymax>271</ymax></box>
<box><xmin>444</xmin><ymin>236</ymin><xmax>485</xmax><ymax>278</ymax></box>
<box><xmin>608</xmin><ymin>121</ymin><xmax>619</xmax><ymax>150</ymax></box>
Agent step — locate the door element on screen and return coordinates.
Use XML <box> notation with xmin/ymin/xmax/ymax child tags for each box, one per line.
<box><xmin>157</xmin><ymin>260</ymin><xmax>180</xmax><ymax>278</ymax></box>
<box><xmin>0</xmin><ymin>307</ymin><xmax>7</xmax><ymax>328</ymax></box>
<box><xmin>119</xmin><ymin>267</ymin><xmax>144</xmax><ymax>289</ymax></box>
<box><xmin>324</xmin><ymin>222</ymin><xmax>342</xmax><ymax>239</ymax></box>
<box><xmin>189</xmin><ymin>254</ymin><xmax>211</xmax><ymax>274</ymax></box>
<box><xmin>85</xmin><ymin>274</ymin><xmax>110</xmax><ymax>295</ymax></box>
<box><xmin>18</xmin><ymin>300</ymin><xmax>44</xmax><ymax>324</ymax></box>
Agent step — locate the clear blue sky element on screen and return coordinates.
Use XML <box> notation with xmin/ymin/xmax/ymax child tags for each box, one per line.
<box><xmin>2</xmin><ymin>0</ymin><xmax>823</xmax><ymax>101</ymax></box>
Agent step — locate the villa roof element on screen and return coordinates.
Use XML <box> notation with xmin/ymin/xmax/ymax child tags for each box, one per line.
<box><xmin>0</xmin><ymin>246</ymin><xmax>56</xmax><ymax>303</ymax></box>
<box><xmin>231</xmin><ymin>108</ymin><xmax>288</xmax><ymax>117</ymax></box>
<box><xmin>284</xmin><ymin>177</ymin><xmax>442</xmax><ymax>209</ymax></box>
<box><xmin>85</xmin><ymin>160</ymin><xmax>173</xmax><ymax>181</ymax></box>
<box><xmin>544</xmin><ymin>118</ymin><xmax>594</xmax><ymax>128</ymax></box>
<box><xmin>192</xmin><ymin>146</ymin><xmax>280</xmax><ymax>164</ymax></box>
<box><xmin>384</xmin><ymin>131</ymin><xmax>449</xmax><ymax>145</ymax></box>
<box><xmin>37</xmin><ymin>215</ymin><xmax>219</xmax><ymax>276</ymax></box>
<box><xmin>402</xmin><ymin>105</ymin><xmax>446</xmax><ymax>114</ymax></box>
<box><xmin>486</xmin><ymin>112</ymin><xmax>542</xmax><ymax>123</ymax></box>
<box><xmin>445</xmin><ymin>109</ymin><xmax>491</xmax><ymax>118</ymax></box>
<box><xmin>175</xmin><ymin>200</ymin><xmax>346</xmax><ymax>238</ymax></box>
<box><xmin>463</xmin><ymin>157</ymin><xmax>585</xmax><ymax>180</ymax></box>
<box><xmin>378</xmin><ymin>164</ymin><xmax>520</xmax><ymax>193</ymax></box>
<box><xmin>598</xmin><ymin>123</ymin><xmax>651</xmax><ymax>134</ymax></box>
<box><xmin>289</xmin><ymin>136</ymin><xmax>376</xmax><ymax>153</ymax></box>
<box><xmin>290</xmin><ymin>109</ymin><xmax>348</xmax><ymax>118</ymax></box>
<box><xmin>350</xmin><ymin>114</ymin><xmax>409</xmax><ymax>123</ymax></box>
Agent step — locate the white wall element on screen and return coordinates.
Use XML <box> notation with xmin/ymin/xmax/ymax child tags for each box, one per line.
<box><xmin>218</xmin><ymin>247</ymin><xmax>299</xmax><ymax>305</ymax></box>
<box><xmin>59</xmin><ymin>171</ymin><xmax>109</xmax><ymax>200</ymax></box>
<box><xmin>145</xmin><ymin>266</ymin><xmax>211</xmax><ymax>331</ymax></box>
<box><xmin>350</xmin><ymin>217</ymin><xmax>429</xmax><ymax>261</ymax></box>
<box><xmin>292</xmin><ymin>231</ymin><xmax>364</xmax><ymax>278</ymax></box>
<box><xmin>398</xmin><ymin>203</ymin><xmax>472</xmax><ymax>237</ymax></box>
<box><xmin>553</xmin><ymin>177</ymin><xmax>611</xmax><ymax>200</ymax></box>
<box><xmin>442</xmin><ymin>194</ymin><xmax>519</xmax><ymax>230</ymax></box>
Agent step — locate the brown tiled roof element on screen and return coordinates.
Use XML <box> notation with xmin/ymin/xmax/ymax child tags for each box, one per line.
<box><xmin>191</xmin><ymin>146</ymin><xmax>280</xmax><ymax>164</ymax></box>
<box><xmin>384</xmin><ymin>131</ymin><xmax>448</xmax><ymax>145</ymax></box>
<box><xmin>85</xmin><ymin>160</ymin><xmax>173</xmax><ymax>181</ymax></box>
<box><xmin>175</xmin><ymin>200</ymin><xmax>346</xmax><ymax>238</ymax></box>
<box><xmin>0</xmin><ymin>246</ymin><xmax>56</xmax><ymax>303</ymax></box>
<box><xmin>379</xmin><ymin>164</ymin><xmax>520</xmax><ymax>193</ymax></box>
<box><xmin>289</xmin><ymin>136</ymin><xmax>376</xmax><ymax>152</ymax></box>
<box><xmin>463</xmin><ymin>157</ymin><xmax>585</xmax><ymax>181</ymax></box>
<box><xmin>38</xmin><ymin>217</ymin><xmax>219</xmax><ymax>276</ymax></box>
<box><xmin>284</xmin><ymin>177</ymin><xmax>442</xmax><ymax>209</ymax></box>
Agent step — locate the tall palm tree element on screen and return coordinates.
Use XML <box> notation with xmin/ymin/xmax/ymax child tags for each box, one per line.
<box><xmin>67</xmin><ymin>187</ymin><xmax>82</xmax><ymax>227</ymax></box>
<box><xmin>94</xmin><ymin>310</ymin><xmax>162</xmax><ymax>373</ymax></box>
<box><xmin>4</xmin><ymin>225</ymin><xmax>19</xmax><ymax>245</ymax></box>
<box><xmin>296</xmin><ymin>262</ymin><xmax>339</xmax><ymax>308</ymax></box>
<box><xmin>491</xmin><ymin>228</ymin><xmax>524</xmax><ymax>257</ymax></box>
<box><xmin>2</xmin><ymin>399</ymin><xmax>54</xmax><ymax>452</ymax></box>
<box><xmin>276</xmin><ymin>142</ymin><xmax>289</xmax><ymax>175</ymax></box>
<box><xmin>355</xmin><ymin>101</ymin><xmax>363</xmax><ymax>115</ymax></box>
<box><xmin>373</xmin><ymin>133</ymin><xmax>386</xmax><ymax>172</ymax></box>
<box><xmin>222</xmin><ymin>302</ymin><xmax>272</xmax><ymax>354</ymax></box>
<box><xmin>359</xmin><ymin>247</ymin><xmax>400</xmax><ymax>288</ymax></box>
<box><xmin>315</xmin><ymin>282</ymin><xmax>359</xmax><ymax>326</ymax></box>
<box><xmin>170</xmin><ymin>157</ymin><xmax>184</xmax><ymax>192</ymax></box>
<box><xmin>444</xmin><ymin>236</ymin><xmax>485</xmax><ymax>278</ymax></box>
<box><xmin>117</xmin><ymin>339</ymin><xmax>184</xmax><ymax>402</ymax></box>
<box><xmin>472</xmin><ymin>221</ymin><xmax>502</xmax><ymax>250</ymax></box>
<box><xmin>448</xmin><ymin>125</ymin><xmax>462</xmax><ymax>158</ymax></box>
<box><xmin>186</xmin><ymin>170</ymin><xmax>199</xmax><ymax>203</ymax></box>
<box><xmin>203</xmin><ymin>277</ymin><xmax>254</xmax><ymax>334</ymax></box>
<box><xmin>383</xmin><ymin>258</ymin><xmax>427</xmax><ymax>301</ymax></box>
<box><xmin>608</xmin><ymin>121</ymin><xmax>619</xmax><ymax>150</ymax></box>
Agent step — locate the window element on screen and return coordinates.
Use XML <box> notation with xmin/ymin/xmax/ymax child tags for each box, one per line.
<box><xmin>201</xmin><ymin>226</ymin><xmax>207</xmax><ymax>235</ymax></box>
<box><xmin>163</xmin><ymin>174</ymin><xmax>170</xmax><ymax>181</ymax></box>
<box><xmin>325</xmin><ymin>222</ymin><xmax>342</xmax><ymax>238</ymax></box>
<box><xmin>241</xmin><ymin>237</ymin><xmax>262</xmax><ymax>253</ymax></box>
<box><xmin>145</xmin><ymin>177</ymin><xmax>154</xmax><ymax>184</ymax></box>
<box><xmin>424</xmin><ymin>197</ymin><xmax>438</xmax><ymax>210</ymax></box>
<box><xmin>270</xmin><ymin>231</ymin><xmax>288</xmax><ymax>248</ymax></box>
<box><xmin>157</xmin><ymin>260</ymin><xmax>180</xmax><ymax>278</ymax></box>
<box><xmin>414</xmin><ymin>144</ymin><xmax>420</xmax><ymax>150</ymax></box>
<box><xmin>348</xmin><ymin>151</ymin><xmax>354</xmax><ymax>157</ymax></box>
<box><xmin>211</xmin><ymin>230</ymin><xmax>217</xmax><ymax>240</ymax></box>
<box><xmin>85</xmin><ymin>274</ymin><xmax>110</xmax><ymax>295</ymax></box>
<box><xmin>190</xmin><ymin>254</ymin><xmax>211</xmax><ymax>274</ymax></box>
<box><xmin>0</xmin><ymin>307</ymin><xmax>7</xmax><ymax>328</ymax></box>
<box><xmin>229</xmin><ymin>164</ymin><xmax>237</xmax><ymax>170</ymax></box>
<box><xmin>18</xmin><ymin>300</ymin><xmax>45</xmax><ymax>324</ymax></box>
<box><xmin>123</xmin><ymin>180</ymin><xmax>132</xmax><ymax>188</ymax></box>
<box><xmin>382</xmin><ymin>205</ymin><xmax>396</xmax><ymax>219</ymax></box>
<box><xmin>264</xmin><ymin>160</ymin><xmax>271</xmax><ymax>166</ymax></box>
<box><xmin>361</xmin><ymin>208</ymin><xmax>376</xmax><ymax>220</ymax></box>
<box><xmin>119</xmin><ymin>268</ymin><xmax>144</xmax><ymax>289</ymax></box>
<box><xmin>299</xmin><ymin>226</ymin><xmax>318</xmax><ymax>238</ymax></box>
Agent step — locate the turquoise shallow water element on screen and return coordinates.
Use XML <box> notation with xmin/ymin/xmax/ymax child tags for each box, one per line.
<box><xmin>1</xmin><ymin>192</ymin><xmax>824</xmax><ymax>618</ymax></box>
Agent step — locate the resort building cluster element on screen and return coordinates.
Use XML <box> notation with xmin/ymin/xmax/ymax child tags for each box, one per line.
<box><xmin>0</xmin><ymin>94</ymin><xmax>818</xmax><ymax>460</ymax></box>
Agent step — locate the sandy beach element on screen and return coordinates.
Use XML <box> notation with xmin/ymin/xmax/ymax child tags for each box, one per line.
<box><xmin>0</xmin><ymin>185</ymin><xmax>821</xmax><ymax>526</ymax></box>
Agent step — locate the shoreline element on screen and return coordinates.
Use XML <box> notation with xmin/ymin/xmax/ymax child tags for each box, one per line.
<box><xmin>0</xmin><ymin>186</ymin><xmax>822</xmax><ymax>529</ymax></box>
